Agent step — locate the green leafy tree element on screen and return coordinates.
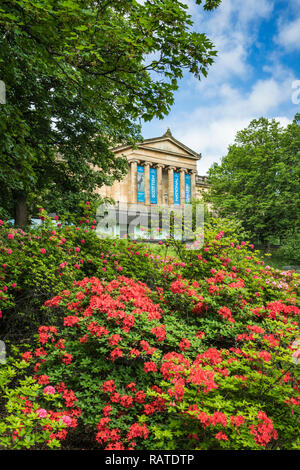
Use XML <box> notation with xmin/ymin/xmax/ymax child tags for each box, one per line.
<box><xmin>0</xmin><ymin>0</ymin><xmax>220</xmax><ymax>226</ymax></box>
<box><xmin>206</xmin><ymin>116</ymin><xmax>300</xmax><ymax>246</ymax></box>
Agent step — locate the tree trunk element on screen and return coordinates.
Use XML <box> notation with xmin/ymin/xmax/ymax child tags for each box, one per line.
<box><xmin>13</xmin><ymin>190</ymin><xmax>28</xmax><ymax>227</ymax></box>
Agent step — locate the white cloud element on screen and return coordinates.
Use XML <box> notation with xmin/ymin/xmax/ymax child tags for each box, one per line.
<box><xmin>142</xmin><ymin>0</ymin><xmax>296</xmax><ymax>176</ymax></box>
<box><xmin>191</xmin><ymin>0</ymin><xmax>274</xmax><ymax>89</ymax></box>
<box><xmin>201</xmin><ymin>0</ymin><xmax>273</xmax><ymax>37</ymax></box>
<box><xmin>277</xmin><ymin>16</ymin><xmax>300</xmax><ymax>51</ymax></box>
<box><xmin>170</xmin><ymin>0</ymin><xmax>293</xmax><ymax>174</ymax></box>
<box><xmin>207</xmin><ymin>40</ymin><xmax>249</xmax><ymax>82</ymax></box>
<box><xmin>272</xmin><ymin>116</ymin><xmax>291</xmax><ymax>127</ymax></box>
<box><xmin>171</xmin><ymin>76</ymin><xmax>294</xmax><ymax>174</ymax></box>
<box><xmin>247</xmin><ymin>79</ymin><xmax>287</xmax><ymax>114</ymax></box>
<box><xmin>236</xmin><ymin>0</ymin><xmax>274</xmax><ymax>24</ymax></box>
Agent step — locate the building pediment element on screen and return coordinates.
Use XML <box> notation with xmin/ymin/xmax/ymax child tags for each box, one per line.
<box><xmin>113</xmin><ymin>129</ymin><xmax>201</xmax><ymax>161</ymax></box>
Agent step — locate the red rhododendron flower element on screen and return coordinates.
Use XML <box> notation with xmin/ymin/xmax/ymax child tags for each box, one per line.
<box><xmin>22</xmin><ymin>351</ymin><xmax>32</xmax><ymax>362</ymax></box>
<box><xmin>110</xmin><ymin>348</ymin><xmax>123</xmax><ymax>361</ymax></box>
<box><xmin>62</xmin><ymin>353</ymin><xmax>73</xmax><ymax>365</ymax></box>
<box><xmin>127</xmin><ymin>423</ymin><xmax>148</xmax><ymax>441</ymax></box>
<box><xmin>151</xmin><ymin>325</ymin><xmax>166</xmax><ymax>342</ymax></box>
<box><xmin>218</xmin><ymin>306</ymin><xmax>235</xmax><ymax>323</ymax></box>
<box><xmin>144</xmin><ymin>361</ymin><xmax>157</xmax><ymax>373</ymax></box>
<box><xmin>108</xmin><ymin>334</ymin><xmax>122</xmax><ymax>346</ymax></box>
<box><xmin>64</xmin><ymin>316</ymin><xmax>80</xmax><ymax>327</ymax></box>
<box><xmin>135</xmin><ymin>390</ymin><xmax>146</xmax><ymax>404</ymax></box>
<box><xmin>215</xmin><ymin>432</ymin><xmax>228</xmax><ymax>441</ymax></box>
<box><xmin>249</xmin><ymin>412</ymin><xmax>278</xmax><ymax>447</ymax></box>
<box><xmin>179</xmin><ymin>338</ymin><xmax>191</xmax><ymax>351</ymax></box>
<box><xmin>102</xmin><ymin>380</ymin><xmax>116</xmax><ymax>394</ymax></box>
<box><xmin>37</xmin><ymin>375</ymin><xmax>50</xmax><ymax>385</ymax></box>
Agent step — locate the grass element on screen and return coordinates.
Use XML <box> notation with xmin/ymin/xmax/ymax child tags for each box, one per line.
<box><xmin>260</xmin><ymin>248</ymin><xmax>300</xmax><ymax>271</ymax></box>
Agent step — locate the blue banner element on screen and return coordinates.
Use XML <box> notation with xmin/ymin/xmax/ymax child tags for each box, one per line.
<box><xmin>150</xmin><ymin>167</ymin><xmax>157</xmax><ymax>204</ymax></box>
<box><xmin>185</xmin><ymin>173</ymin><xmax>191</xmax><ymax>203</ymax></box>
<box><xmin>173</xmin><ymin>171</ymin><xmax>180</xmax><ymax>205</ymax></box>
<box><xmin>137</xmin><ymin>165</ymin><xmax>145</xmax><ymax>202</ymax></box>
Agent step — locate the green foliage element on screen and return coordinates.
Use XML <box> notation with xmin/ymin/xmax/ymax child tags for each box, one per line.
<box><xmin>206</xmin><ymin>117</ymin><xmax>300</xmax><ymax>246</ymax></box>
<box><xmin>277</xmin><ymin>231</ymin><xmax>300</xmax><ymax>264</ymax></box>
<box><xmin>0</xmin><ymin>205</ymin><xmax>160</xmax><ymax>340</ymax></box>
<box><xmin>22</xmin><ymin>261</ymin><xmax>299</xmax><ymax>450</ymax></box>
<box><xmin>0</xmin><ymin>347</ymin><xmax>65</xmax><ymax>449</ymax></box>
<box><xmin>1</xmin><ymin>209</ymin><xmax>299</xmax><ymax>450</ymax></box>
<box><xmin>0</xmin><ymin>0</ymin><xmax>219</xmax><ymax>224</ymax></box>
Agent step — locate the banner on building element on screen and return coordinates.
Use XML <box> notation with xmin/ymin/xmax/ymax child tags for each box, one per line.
<box><xmin>173</xmin><ymin>171</ymin><xmax>180</xmax><ymax>205</ymax></box>
<box><xmin>185</xmin><ymin>173</ymin><xmax>191</xmax><ymax>203</ymax></box>
<box><xmin>150</xmin><ymin>167</ymin><xmax>157</xmax><ymax>204</ymax></box>
<box><xmin>137</xmin><ymin>165</ymin><xmax>145</xmax><ymax>202</ymax></box>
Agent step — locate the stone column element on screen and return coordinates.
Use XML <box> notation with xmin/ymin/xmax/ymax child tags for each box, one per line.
<box><xmin>129</xmin><ymin>159</ymin><xmax>139</xmax><ymax>204</ymax></box>
<box><xmin>191</xmin><ymin>170</ymin><xmax>196</xmax><ymax>201</ymax></box>
<box><xmin>156</xmin><ymin>164</ymin><xmax>164</xmax><ymax>205</ymax></box>
<box><xmin>180</xmin><ymin>169</ymin><xmax>186</xmax><ymax>207</ymax></box>
<box><xmin>144</xmin><ymin>162</ymin><xmax>150</xmax><ymax>206</ymax></box>
<box><xmin>168</xmin><ymin>166</ymin><xmax>176</xmax><ymax>206</ymax></box>
<box><xmin>106</xmin><ymin>185</ymin><xmax>111</xmax><ymax>199</ymax></box>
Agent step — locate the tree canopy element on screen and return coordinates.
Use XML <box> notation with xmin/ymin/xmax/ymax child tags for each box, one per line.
<box><xmin>0</xmin><ymin>0</ymin><xmax>220</xmax><ymax>225</ymax></box>
<box><xmin>206</xmin><ymin>116</ymin><xmax>300</xmax><ymax>245</ymax></box>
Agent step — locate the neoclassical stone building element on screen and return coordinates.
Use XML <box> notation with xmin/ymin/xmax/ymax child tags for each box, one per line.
<box><xmin>96</xmin><ymin>129</ymin><xmax>208</xmax><ymax>238</ymax></box>
<box><xmin>98</xmin><ymin>128</ymin><xmax>208</xmax><ymax>205</ymax></box>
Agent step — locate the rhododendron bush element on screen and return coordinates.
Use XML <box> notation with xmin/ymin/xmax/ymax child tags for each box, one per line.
<box><xmin>0</xmin><ymin>204</ymin><xmax>159</xmax><ymax>339</ymax></box>
<box><xmin>0</xmin><ymin>207</ymin><xmax>299</xmax><ymax>450</ymax></box>
<box><xmin>19</xmin><ymin>271</ymin><xmax>300</xmax><ymax>450</ymax></box>
<box><xmin>0</xmin><ymin>352</ymin><xmax>67</xmax><ymax>449</ymax></box>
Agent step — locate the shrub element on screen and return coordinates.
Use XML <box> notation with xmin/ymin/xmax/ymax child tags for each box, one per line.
<box><xmin>0</xmin><ymin>205</ymin><xmax>158</xmax><ymax>341</ymax></box>
<box><xmin>169</xmin><ymin>217</ymin><xmax>300</xmax><ymax>306</ymax></box>
<box><xmin>277</xmin><ymin>231</ymin><xmax>300</xmax><ymax>264</ymax></box>
<box><xmin>1</xmin><ymin>210</ymin><xmax>299</xmax><ymax>449</ymax></box>
<box><xmin>21</xmin><ymin>267</ymin><xmax>300</xmax><ymax>450</ymax></box>
<box><xmin>0</xmin><ymin>347</ymin><xmax>67</xmax><ymax>449</ymax></box>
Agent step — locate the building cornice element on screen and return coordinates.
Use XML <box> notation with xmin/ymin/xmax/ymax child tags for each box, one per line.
<box><xmin>112</xmin><ymin>130</ymin><xmax>201</xmax><ymax>161</ymax></box>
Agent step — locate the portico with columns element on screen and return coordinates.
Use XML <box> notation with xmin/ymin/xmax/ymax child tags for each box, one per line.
<box><xmin>97</xmin><ymin>129</ymin><xmax>203</xmax><ymax>238</ymax></box>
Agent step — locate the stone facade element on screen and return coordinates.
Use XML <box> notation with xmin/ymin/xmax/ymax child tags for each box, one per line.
<box><xmin>97</xmin><ymin>128</ymin><xmax>208</xmax><ymax>206</ymax></box>
<box><xmin>95</xmin><ymin>129</ymin><xmax>209</xmax><ymax>239</ymax></box>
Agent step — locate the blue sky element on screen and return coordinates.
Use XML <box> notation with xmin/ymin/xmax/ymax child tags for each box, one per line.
<box><xmin>141</xmin><ymin>0</ymin><xmax>300</xmax><ymax>175</ymax></box>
